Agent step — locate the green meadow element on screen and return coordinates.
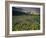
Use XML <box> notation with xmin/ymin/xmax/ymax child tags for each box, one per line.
<box><xmin>12</xmin><ymin>14</ymin><xmax>40</xmax><ymax>31</ymax></box>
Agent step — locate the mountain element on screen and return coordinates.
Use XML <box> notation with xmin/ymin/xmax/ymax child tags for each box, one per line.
<box><xmin>12</xmin><ymin>7</ymin><xmax>40</xmax><ymax>16</ymax></box>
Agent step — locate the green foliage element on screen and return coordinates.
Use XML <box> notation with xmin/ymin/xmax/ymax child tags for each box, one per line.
<box><xmin>12</xmin><ymin>14</ymin><xmax>40</xmax><ymax>31</ymax></box>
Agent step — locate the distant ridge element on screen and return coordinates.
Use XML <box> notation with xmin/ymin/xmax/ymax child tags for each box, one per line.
<box><xmin>12</xmin><ymin>7</ymin><xmax>31</xmax><ymax>16</ymax></box>
<box><xmin>12</xmin><ymin>7</ymin><xmax>40</xmax><ymax>16</ymax></box>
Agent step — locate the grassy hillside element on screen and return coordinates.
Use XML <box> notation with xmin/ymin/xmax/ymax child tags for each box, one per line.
<box><xmin>12</xmin><ymin>14</ymin><xmax>40</xmax><ymax>31</ymax></box>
